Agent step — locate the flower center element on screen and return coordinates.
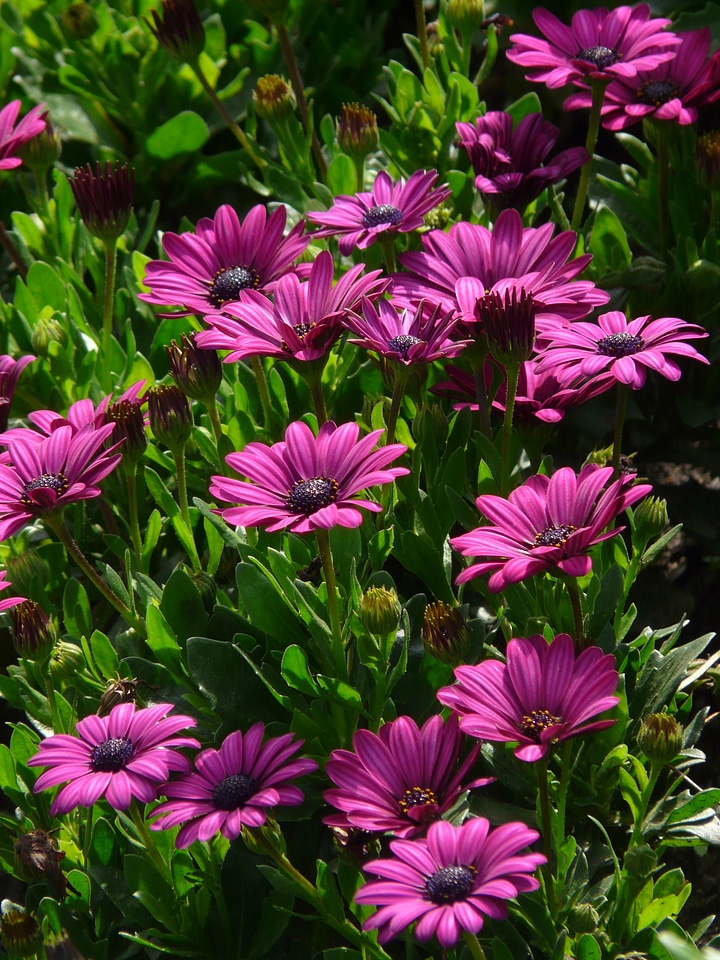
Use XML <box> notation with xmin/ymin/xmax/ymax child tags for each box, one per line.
<box><xmin>293</xmin><ymin>322</ymin><xmax>316</xmax><ymax>339</ymax></box>
<box><xmin>209</xmin><ymin>265</ymin><xmax>260</xmax><ymax>306</ymax></box>
<box><xmin>387</xmin><ymin>334</ymin><xmax>422</xmax><ymax>358</ymax></box>
<box><xmin>576</xmin><ymin>45</ymin><xmax>619</xmax><ymax>69</ymax></box>
<box><xmin>90</xmin><ymin>736</ymin><xmax>134</xmax><ymax>772</ymax></box>
<box><xmin>637</xmin><ymin>80</ymin><xmax>681</xmax><ymax>106</ymax></box>
<box><xmin>534</xmin><ymin>524</ymin><xmax>577</xmax><ymax>547</ymax></box>
<box><xmin>361</xmin><ymin>204</ymin><xmax>403</xmax><ymax>229</ymax></box>
<box><xmin>424</xmin><ymin>864</ymin><xmax>477</xmax><ymax>903</ymax></box>
<box><xmin>212</xmin><ymin>773</ymin><xmax>256</xmax><ymax>810</ymax></box>
<box><xmin>398</xmin><ymin>786</ymin><xmax>438</xmax><ymax>815</ymax></box>
<box><xmin>597</xmin><ymin>332</ymin><xmax>644</xmax><ymax>357</ymax></box>
<box><xmin>520</xmin><ymin>709</ymin><xmax>562</xmax><ymax>741</ymax></box>
<box><xmin>20</xmin><ymin>472</ymin><xmax>69</xmax><ymax>506</ymax></box>
<box><xmin>286</xmin><ymin>476</ymin><xmax>339</xmax><ymax>514</ymax></box>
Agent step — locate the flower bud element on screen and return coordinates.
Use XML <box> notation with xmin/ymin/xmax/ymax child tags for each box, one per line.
<box><xmin>60</xmin><ymin>1</ymin><xmax>98</xmax><ymax>39</ymax></box>
<box><xmin>359</xmin><ymin>586</ymin><xmax>402</xmax><ymax>637</ymax></box>
<box><xmin>426</xmin><ymin>21</ymin><xmax>444</xmax><ymax>58</ymax></box>
<box><xmin>147</xmin><ymin>385</ymin><xmax>193</xmax><ymax>450</ymax></box>
<box><xmin>478</xmin><ymin>287</ymin><xmax>535</xmax><ymax>368</ymax></box>
<box><xmin>637</xmin><ymin>711</ymin><xmax>683</xmax><ymax>763</ymax></box>
<box><xmin>30</xmin><ymin>313</ymin><xmax>67</xmax><ymax>357</ymax></box>
<box><xmin>11</xmin><ymin>601</ymin><xmax>56</xmax><ymax>661</ymax></box>
<box><xmin>337</xmin><ymin>103</ymin><xmax>378</xmax><ymax>163</ymax></box>
<box><xmin>48</xmin><ymin>641</ymin><xmax>86</xmax><ymax>681</ymax></box>
<box><xmin>422</xmin><ymin>602</ymin><xmax>469</xmax><ymax>666</ymax></box>
<box><xmin>446</xmin><ymin>0</ymin><xmax>485</xmax><ymax>35</ymax></box>
<box><xmin>412</xmin><ymin>402</ymin><xmax>448</xmax><ymax>448</ymax></box>
<box><xmin>17</xmin><ymin>120</ymin><xmax>61</xmax><ymax>175</ymax></box>
<box><xmin>5</xmin><ymin>551</ymin><xmax>50</xmax><ymax>596</ymax></box>
<box><xmin>0</xmin><ymin>901</ymin><xmax>42</xmax><ymax>958</ymax></box>
<box><xmin>166</xmin><ymin>332</ymin><xmax>222</xmax><ymax>403</ymax></box>
<box><xmin>14</xmin><ymin>830</ymin><xmax>67</xmax><ymax>898</ymax></box>
<box><xmin>145</xmin><ymin>0</ymin><xmax>205</xmax><ymax>63</ymax></box>
<box><xmin>253</xmin><ymin>75</ymin><xmax>297</xmax><ymax>122</ymax></box>
<box><xmin>106</xmin><ymin>399</ymin><xmax>147</xmax><ymax>465</ymax></box>
<box><xmin>633</xmin><ymin>496</ymin><xmax>668</xmax><ymax>542</ymax></box>
<box><xmin>69</xmin><ymin>161</ymin><xmax>134</xmax><ymax>243</ymax></box>
<box><xmin>697</xmin><ymin>130</ymin><xmax>720</xmax><ymax>187</ymax></box>
<box><xmin>567</xmin><ymin>902</ymin><xmax>600</xmax><ymax>934</ymax></box>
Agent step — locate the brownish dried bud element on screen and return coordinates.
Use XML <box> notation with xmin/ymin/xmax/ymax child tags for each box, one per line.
<box><xmin>422</xmin><ymin>602</ymin><xmax>469</xmax><ymax>666</ymax></box>
<box><xmin>14</xmin><ymin>830</ymin><xmax>67</xmax><ymax>898</ymax></box>
<box><xmin>97</xmin><ymin>676</ymin><xmax>141</xmax><ymax>717</ymax></box>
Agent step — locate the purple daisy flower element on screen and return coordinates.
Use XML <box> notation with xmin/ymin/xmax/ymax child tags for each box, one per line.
<box><xmin>345</xmin><ymin>298</ymin><xmax>469</xmax><ymax>365</ymax></box>
<box><xmin>150</xmin><ymin>723</ymin><xmax>318</xmax><ymax>848</ymax></box>
<box><xmin>438</xmin><ymin>633</ymin><xmax>620</xmax><ymax>761</ymax></box>
<box><xmin>210</xmin><ymin>420</ymin><xmax>408</xmax><ymax>534</ymax></box>
<box><xmin>0</xmin><ymin>101</ymin><xmax>47</xmax><ymax>171</ymax></box>
<box><xmin>307</xmin><ymin>170</ymin><xmax>451</xmax><ymax>257</ymax></box>
<box><xmin>196</xmin><ymin>250</ymin><xmax>389</xmax><ymax>364</ymax></box>
<box><xmin>506</xmin><ymin>5</ymin><xmax>679</xmax><ymax>91</ymax></box>
<box><xmin>456</xmin><ymin>111</ymin><xmax>588</xmax><ymax>216</ymax></box>
<box><xmin>565</xmin><ymin>29</ymin><xmax>720</xmax><ymax>129</ymax></box>
<box><xmin>492</xmin><ymin>360</ymin><xmax>615</xmax><ymax>423</ymax></box>
<box><xmin>355</xmin><ymin>818</ymin><xmax>545</xmax><ymax>947</ymax></box>
<box><xmin>324</xmin><ymin>714</ymin><xmax>492</xmax><ymax>838</ymax></box>
<box><xmin>0</xmin><ymin>355</ymin><xmax>35</xmax><ymax>433</ymax></box>
<box><xmin>0</xmin><ymin>570</ymin><xmax>25</xmax><ymax>612</ymax></box>
<box><xmin>451</xmin><ymin>464</ymin><xmax>652</xmax><ymax>592</ymax></box>
<box><xmin>391</xmin><ymin>209</ymin><xmax>609</xmax><ymax>327</ymax></box>
<box><xmin>537</xmin><ymin>311</ymin><xmax>709</xmax><ymax>390</ymax></box>
<box><xmin>0</xmin><ymin>423</ymin><xmax>123</xmax><ymax>541</ymax></box>
<box><xmin>27</xmin><ymin>702</ymin><xmax>200</xmax><ymax>816</ymax></box>
<box><xmin>139</xmin><ymin>203</ymin><xmax>310</xmax><ymax>315</ymax></box>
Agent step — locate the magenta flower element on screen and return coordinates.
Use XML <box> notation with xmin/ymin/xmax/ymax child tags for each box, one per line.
<box><xmin>150</xmin><ymin>723</ymin><xmax>318</xmax><ymax>848</ymax></box>
<box><xmin>307</xmin><ymin>170</ymin><xmax>451</xmax><ymax>257</ymax></box>
<box><xmin>493</xmin><ymin>360</ymin><xmax>614</xmax><ymax>423</ymax></box>
<box><xmin>196</xmin><ymin>250</ymin><xmax>389</xmax><ymax>364</ymax></box>
<box><xmin>0</xmin><ymin>423</ymin><xmax>123</xmax><ymax>540</ymax></box>
<box><xmin>0</xmin><ymin>571</ymin><xmax>25</xmax><ymax>612</ymax></box>
<box><xmin>355</xmin><ymin>818</ymin><xmax>545</xmax><ymax>947</ymax></box>
<box><xmin>324</xmin><ymin>715</ymin><xmax>491</xmax><ymax>838</ymax></box>
<box><xmin>139</xmin><ymin>204</ymin><xmax>310</xmax><ymax>315</ymax></box>
<box><xmin>451</xmin><ymin>464</ymin><xmax>652</xmax><ymax>592</ymax></box>
<box><xmin>537</xmin><ymin>311</ymin><xmax>709</xmax><ymax>390</ymax></box>
<box><xmin>345</xmin><ymin>298</ymin><xmax>469</xmax><ymax>365</ymax></box>
<box><xmin>565</xmin><ymin>29</ymin><xmax>720</xmax><ymax>129</ymax></box>
<box><xmin>392</xmin><ymin>209</ymin><xmax>609</xmax><ymax>327</ymax></box>
<box><xmin>27</xmin><ymin>702</ymin><xmax>200</xmax><ymax>816</ymax></box>
<box><xmin>438</xmin><ymin>634</ymin><xmax>619</xmax><ymax>761</ymax></box>
<box><xmin>210</xmin><ymin>420</ymin><xmax>409</xmax><ymax>534</ymax></box>
<box><xmin>0</xmin><ymin>355</ymin><xmax>35</xmax><ymax>433</ymax></box>
<box><xmin>506</xmin><ymin>5</ymin><xmax>679</xmax><ymax>90</ymax></box>
<box><xmin>0</xmin><ymin>101</ymin><xmax>47</xmax><ymax>171</ymax></box>
<box><xmin>456</xmin><ymin>111</ymin><xmax>588</xmax><ymax>215</ymax></box>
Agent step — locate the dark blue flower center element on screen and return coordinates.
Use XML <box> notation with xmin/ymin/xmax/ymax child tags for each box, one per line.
<box><xmin>637</xmin><ymin>80</ymin><xmax>681</xmax><ymax>106</ymax></box>
<box><xmin>520</xmin><ymin>709</ymin><xmax>562</xmax><ymax>741</ymax></box>
<box><xmin>534</xmin><ymin>524</ymin><xmax>576</xmax><ymax>547</ymax></box>
<box><xmin>597</xmin><ymin>333</ymin><xmax>644</xmax><ymax>357</ymax></box>
<box><xmin>398</xmin><ymin>786</ymin><xmax>438</xmax><ymax>815</ymax></box>
<box><xmin>424</xmin><ymin>864</ymin><xmax>477</xmax><ymax>903</ymax></box>
<box><xmin>286</xmin><ymin>476</ymin><xmax>339</xmax><ymax>514</ymax></box>
<box><xmin>361</xmin><ymin>204</ymin><xmax>403</xmax><ymax>229</ymax></box>
<box><xmin>91</xmin><ymin>737</ymin><xmax>134</xmax><ymax>772</ymax></box>
<box><xmin>387</xmin><ymin>334</ymin><xmax>422</xmax><ymax>358</ymax></box>
<box><xmin>212</xmin><ymin>773</ymin><xmax>256</xmax><ymax>810</ymax></box>
<box><xmin>209</xmin><ymin>265</ymin><xmax>260</xmax><ymax>306</ymax></box>
<box><xmin>576</xmin><ymin>45</ymin><xmax>619</xmax><ymax>69</ymax></box>
<box><xmin>293</xmin><ymin>322</ymin><xmax>316</xmax><ymax>339</ymax></box>
<box><xmin>20</xmin><ymin>472</ymin><xmax>69</xmax><ymax>506</ymax></box>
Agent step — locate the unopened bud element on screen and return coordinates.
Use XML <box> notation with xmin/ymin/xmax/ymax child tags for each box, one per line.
<box><xmin>18</xmin><ymin>120</ymin><xmax>61</xmax><ymax>175</ymax></box>
<box><xmin>567</xmin><ymin>902</ymin><xmax>600</xmax><ymax>934</ymax></box>
<box><xmin>11</xmin><ymin>601</ymin><xmax>56</xmax><ymax>661</ymax></box>
<box><xmin>422</xmin><ymin>602</ymin><xmax>469</xmax><ymax>665</ymax></box>
<box><xmin>60</xmin><ymin>1</ymin><xmax>98</xmax><ymax>39</ymax></box>
<box><xmin>106</xmin><ymin>399</ymin><xmax>147</xmax><ymax>465</ymax></box>
<box><xmin>412</xmin><ymin>402</ymin><xmax>448</xmax><ymax>448</ymax></box>
<box><xmin>478</xmin><ymin>288</ymin><xmax>535</xmax><ymax>367</ymax></box>
<box><xmin>637</xmin><ymin>712</ymin><xmax>683</xmax><ymax>763</ymax></box>
<box><xmin>337</xmin><ymin>103</ymin><xmax>378</xmax><ymax>163</ymax></box>
<box><xmin>166</xmin><ymin>332</ymin><xmax>222</xmax><ymax>403</ymax></box>
<box><xmin>70</xmin><ymin>161</ymin><xmax>134</xmax><ymax>243</ymax></box>
<box><xmin>359</xmin><ymin>586</ymin><xmax>402</xmax><ymax>636</ymax></box>
<box><xmin>253</xmin><ymin>75</ymin><xmax>296</xmax><ymax>122</ymax></box>
<box><xmin>697</xmin><ymin>130</ymin><xmax>720</xmax><ymax>187</ymax></box>
<box><xmin>190</xmin><ymin>570</ymin><xmax>217</xmax><ymax>613</ymax></box>
<box><xmin>446</xmin><ymin>0</ymin><xmax>485</xmax><ymax>35</ymax></box>
<box><xmin>30</xmin><ymin>313</ymin><xmax>67</xmax><ymax>357</ymax></box>
<box><xmin>147</xmin><ymin>385</ymin><xmax>192</xmax><ymax>450</ymax></box>
<box><xmin>48</xmin><ymin>641</ymin><xmax>86</xmax><ymax>681</ymax></box>
<box><xmin>145</xmin><ymin>0</ymin><xmax>205</xmax><ymax>63</ymax></box>
<box><xmin>5</xmin><ymin>552</ymin><xmax>49</xmax><ymax>596</ymax></box>
<box><xmin>633</xmin><ymin>496</ymin><xmax>668</xmax><ymax>541</ymax></box>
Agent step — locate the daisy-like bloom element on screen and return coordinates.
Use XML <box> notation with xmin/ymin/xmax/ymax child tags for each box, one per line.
<box><xmin>150</xmin><ymin>723</ymin><xmax>317</xmax><ymax>848</ymax></box>
<box><xmin>196</xmin><ymin>250</ymin><xmax>389</xmax><ymax>364</ymax></box>
<box><xmin>0</xmin><ymin>570</ymin><xmax>25</xmax><ymax>613</ymax></box>
<box><xmin>355</xmin><ymin>818</ymin><xmax>545</xmax><ymax>947</ymax></box>
<box><xmin>0</xmin><ymin>423</ymin><xmax>123</xmax><ymax>541</ymax></box>
<box><xmin>506</xmin><ymin>5</ymin><xmax>679</xmax><ymax>91</ymax></box>
<box><xmin>139</xmin><ymin>204</ymin><xmax>310</xmax><ymax>315</ymax></box>
<box><xmin>27</xmin><ymin>702</ymin><xmax>200</xmax><ymax>816</ymax></box>
<box><xmin>345</xmin><ymin>298</ymin><xmax>469</xmax><ymax>365</ymax></box>
<box><xmin>392</xmin><ymin>209</ymin><xmax>609</xmax><ymax>327</ymax></box>
<box><xmin>0</xmin><ymin>101</ymin><xmax>47</xmax><ymax>171</ymax></box>
<box><xmin>210</xmin><ymin>420</ymin><xmax>408</xmax><ymax>534</ymax></box>
<box><xmin>456</xmin><ymin>111</ymin><xmax>588</xmax><ymax>216</ymax></box>
<box><xmin>324</xmin><ymin>715</ymin><xmax>491</xmax><ymax>838</ymax></box>
<box><xmin>307</xmin><ymin>170</ymin><xmax>451</xmax><ymax>257</ymax></box>
<box><xmin>565</xmin><ymin>29</ymin><xmax>720</xmax><ymax>130</ymax></box>
<box><xmin>438</xmin><ymin>633</ymin><xmax>619</xmax><ymax>761</ymax></box>
<box><xmin>451</xmin><ymin>463</ymin><xmax>652</xmax><ymax>592</ymax></box>
<box><xmin>537</xmin><ymin>311</ymin><xmax>709</xmax><ymax>390</ymax></box>
<box><xmin>0</xmin><ymin>355</ymin><xmax>35</xmax><ymax>433</ymax></box>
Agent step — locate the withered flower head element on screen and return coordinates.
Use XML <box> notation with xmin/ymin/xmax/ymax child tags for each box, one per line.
<box><xmin>253</xmin><ymin>75</ymin><xmax>297</xmax><ymax>122</ymax></box>
<box><xmin>422</xmin><ymin>601</ymin><xmax>469</xmax><ymax>665</ymax></box>
<box><xmin>145</xmin><ymin>0</ymin><xmax>205</xmax><ymax>63</ymax></box>
<box><xmin>166</xmin><ymin>332</ymin><xmax>222</xmax><ymax>403</ymax></box>
<box><xmin>97</xmin><ymin>676</ymin><xmax>141</xmax><ymax>717</ymax></box>
<box><xmin>147</xmin><ymin>384</ymin><xmax>193</xmax><ymax>450</ymax></box>
<box><xmin>14</xmin><ymin>830</ymin><xmax>67</xmax><ymax>898</ymax></box>
<box><xmin>69</xmin><ymin>161</ymin><xmax>134</xmax><ymax>243</ymax></box>
<box><xmin>0</xmin><ymin>901</ymin><xmax>42</xmax><ymax>958</ymax></box>
<box><xmin>11</xmin><ymin>600</ymin><xmax>56</xmax><ymax>661</ymax></box>
<box><xmin>106</xmin><ymin>399</ymin><xmax>147</xmax><ymax>465</ymax></box>
<box><xmin>337</xmin><ymin>103</ymin><xmax>378</xmax><ymax>163</ymax></box>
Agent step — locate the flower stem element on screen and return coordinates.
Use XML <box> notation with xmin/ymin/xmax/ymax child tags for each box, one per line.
<box><xmin>205</xmin><ymin>394</ymin><xmax>224</xmax><ymax>444</ymax></box>
<box><xmin>125</xmin><ymin>464</ymin><xmax>144</xmax><ymax>572</ymax></box>
<box><xmin>413</xmin><ymin>0</ymin><xmax>430</xmax><ymax>70</ymax></box>
<box><xmin>563</xmin><ymin>576</ymin><xmax>585</xmax><ymax>649</ymax></box>
<box><xmin>378</xmin><ymin>236</ymin><xmax>397</xmax><ymax>275</ymax></box>
<box><xmin>275</xmin><ymin>21</ymin><xmax>327</xmax><ymax>180</ymax></box>
<box><xmin>315</xmin><ymin>527</ymin><xmax>347</xmax><ymax>681</ymax></box>
<box><xmin>655</xmin><ymin>121</ymin><xmax>670</xmax><ymax>259</ymax></box>
<box><xmin>499</xmin><ymin>360</ymin><xmax>520</xmax><ymax>497</ymax></box>
<box><xmin>102</xmin><ymin>238</ymin><xmax>118</xmax><ymax>375</ymax></box>
<box><xmin>190</xmin><ymin>59</ymin><xmax>266</xmax><ymax>170</ymax></box>
<box><xmin>612</xmin><ymin>382</ymin><xmax>630</xmax><ymax>481</ymax></box>
<box><xmin>570</xmin><ymin>79</ymin><xmax>608</xmax><ymax>233</ymax></box>
<box><xmin>386</xmin><ymin>364</ymin><xmax>410</xmax><ymax>447</ymax></box>
<box><xmin>629</xmin><ymin>759</ymin><xmax>663</xmax><ymax>848</ymax></box>
<box><xmin>354</xmin><ymin>156</ymin><xmax>365</xmax><ymax>193</ymax></box>
<box><xmin>171</xmin><ymin>445</ymin><xmax>201</xmax><ymax>572</ymax></box>
<box><xmin>463</xmin><ymin>932</ymin><xmax>488</xmax><ymax>960</ymax></box>
<box><xmin>309</xmin><ymin>378</ymin><xmax>328</xmax><ymax>427</ymax></box>
<box><xmin>536</xmin><ymin>760</ymin><xmax>558</xmax><ymax>919</ymax></box>
<box><xmin>251</xmin><ymin>355</ymin><xmax>275</xmax><ymax>434</ymax></box>
<box><xmin>126</xmin><ymin>800</ymin><xmax>173</xmax><ymax>886</ymax></box>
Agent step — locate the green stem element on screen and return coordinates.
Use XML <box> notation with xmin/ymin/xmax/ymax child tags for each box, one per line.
<box><xmin>386</xmin><ymin>364</ymin><xmax>410</xmax><ymax>447</ymax></box>
<box><xmin>536</xmin><ymin>760</ymin><xmax>558</xmax><ymax>919</ymax></box>
<box><xmin>629</xmin><ymin>760</ymin><xmax>663</xmax><ymax>848</ymax></box>
<box><xmin>309</xmin><ymin>378</ymin><xmax>328</xmax><ymax>427</ymax></box>
<box><xmin>353</xmin><ymin>156</ymin><xmax>365</xmax><ymax>193</ymax></box>
<box><xmin>102</xmin><ymin>237</ymin><xmax>118</xmax><ymax>381</ymax></box>
<box><xmin>47</xmin><ymin>515</ymin><xmax>147</xmax><ymax>639</ymax></box>
<box><xmin>378</xmin><ymin>235</ymin><xmax>397</xmax><ymax>275</ymax></box>
<box><xmin>125</xmin><ymin>465</ymin><xmax>144</xmax><ymax>572</ymax></box>
<box><xmin>171</xmin><ymin>445</ymin><xmax>201</xmax><ymax>572</ymax></box>
<box><xmin>655</xmin><ymin>121</ymin><xmax>670</xmax><ymax>259</ymax></box>
<box><xmin>44</xmin><ymin>670</ymin><xmax>63</xmax><ymax>733</ymax></box>
<box><xmin>563</xmin><ymin>576</ymin><xmax>585</xmax><ymax>649</ymax></box>
<box><xmin>251</xmin><ymin>355</ymin><xmax>275</xmax><ymax>434</ymax></box>
<box><xmin>473</xmin><ymin>361</ymin><xmax>491</xmax><ymax>438</ymax></box>
<box><xmin>463</xmin><ymin>932</ymin><xmax>488</xmax><ymax>960</ymax></box>
<box><xmin>191</xmin><ymin>60</ymin><xmax>266</xmax><ymax>170</ymax></box>
<box><xmin>499</xmin><ymin>361</ymin><xmax>520</xmax><ymax>497</ymax></box>
<box><xmin>315</xmin><ymin>527</ymin><xmax>346</xmax><ymax>681</ymax></box>
<box><xmin>275</xmin><ymin>22</ymin><xmax>327</xmax><ymax>180</ymax></box>
<box><xmin>126</xmin><ymin>800</ymin><xmax>173</xmax><ymax>886</ymax></box>
<box><xmin>206</xmin><ymin>394</ymin><xmax>224</xmax><ymax>444</ymax></box>
<box><xmin>413</xmin><ymin>0</ymin><xmax>430</xmax><ymax>70</ymax></box>
<box><xmin>612</xmin><ymin>382</ymin><xmax>630</xmax><ymax>481</ymax></box>
<box><xmin>570</xmin><ymin>79</ymin><xmax>608</xmax><ymax>233</ymax></box>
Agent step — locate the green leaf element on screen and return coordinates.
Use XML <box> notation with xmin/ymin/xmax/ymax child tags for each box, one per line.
<box><xmin>589</xmin><ymin>204</ymin><xmax>632</xmax><ymax>276</ymax></box>
<box><xmin>145</xmin><ymin>111</ymin><xmax>210</xmax><ymax>159</ymax></box>
<box><xmin>316</xmin><ymin>859</ymin><xmax>345</xmax><ymax>922</ymax></box>
<box><xmin>235</xmin><ymin>562</ymin><xmax>306</xmax><ymax>644</ymax></box>
<box><xmin>145</xmin><ymin>604</ymin><xmax>183</xmax><ymax>675</ymax></box>
<box><xmin>281</xmin><ymin>645</ymin><xmax>319</xmax><ymax>696</ymax></box>
<box><xmin>62</xmin><ymin>578</ymin><xmax>92</xmax><ymax>639</ymax></box>
<box><xmin>629</xmin><ymin>633</ymin><xmax>714</xmax><ymax>723</ymax></box>
<box><xmin>159</xmin><ymin>568</ymin><xmax>209</xmax><ymax>644</ymax></box>
<box><xmin>577</xmin><ymin>934</ymin><xmax>602</xmax><ymax>960</ymax></box>
<box><xmin>327</xmin><ymin>153</ymin><xmax>357</xmax><ymax>196</ymax></box>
